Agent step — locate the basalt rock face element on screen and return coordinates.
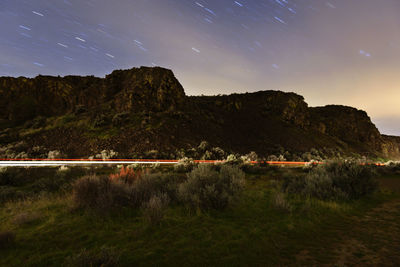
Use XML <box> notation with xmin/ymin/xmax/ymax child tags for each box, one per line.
<box><xmin>309</xmin><ymin>106</ymin><xmax>383</xmax><ymax>151</ymax></box>
<box><xmin>187</xmin><ymin>91</ymin><xmax>397</xmax><ymax>158</ymax></box>
<box><xmin>0</xmin><ymin>75</ymin><xmax>103</xmax><ymax>125</ymax></box>
<box><xmin>0</xmin><ymin>66</ymin><xmax>399</xmax><ymax>159</ymax></box>
<box><xmin>0</xmin><ymin>67</ymin><xmax>185</xmax><ymax>126</ymax></box>
<box><xmin>381</xmin><ymin>135</ymin><xmax>400</xmax><ymax>158</ymax></box>
<box><xmin>104</xmin><ymin>67</ymin><xmax>186</xmax><ymax>113</ymax></box>
<box><xmin>191</xmin><ymin>91</ymin><xmax>310</xmax><ymax>127</ymax></box>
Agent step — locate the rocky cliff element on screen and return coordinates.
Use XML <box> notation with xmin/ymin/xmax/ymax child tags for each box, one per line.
<box><xmin>309</xmin><ymin>106</ymin><xmax>383</xmax><ymax>151</ymax></box>
<box><xmin>0</xmin><ymin>66</ymin><xmax>398</xmax><ymax>159</ymax></box>
<box><xmin>0</xmin><ymin>67</ymin><xmax>185</xmax><ymax>126</ymax></box>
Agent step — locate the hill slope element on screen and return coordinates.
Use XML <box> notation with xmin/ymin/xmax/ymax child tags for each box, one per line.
<box><xmin>0</xmin><ymin>67</ymin><xmax>399</xmax><ymax>160</ymax></box>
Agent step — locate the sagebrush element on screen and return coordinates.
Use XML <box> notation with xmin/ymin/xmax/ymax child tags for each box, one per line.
<box><xmin>142</xmin><ymin>193</ymin><xmax>170</xmax><ymax>225</ymax></box>
<box><xmin>72</xmin><ymin>172</ymin><xmax>184</xmax><ymax>213</ymax></box>
<box><xmin>179</xmin><ymin>164</ymin><xmax>245</xmax><ymax>210</ymax></box>
<box><xmin>283</xmin><ymin>161</ymin><xmax>378</xmax><ymax>200</ymax></box>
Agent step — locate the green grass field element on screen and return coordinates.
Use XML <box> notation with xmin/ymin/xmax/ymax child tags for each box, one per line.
<box><xmin>1</xmin><ymin>166</ymin><xmax>400</xmax><ymax>266</ymax></box>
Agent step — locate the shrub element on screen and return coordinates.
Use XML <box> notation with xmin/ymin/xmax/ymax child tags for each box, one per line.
<box><xmin>142</xmin><ymin>193</ymin><xmax>170</xmax><ymax>225</ymax></box>
<box><xmin>225</xmin><ymin>154</ymin><xmax>243</xmax><ymax>165</ymax></box>
<box><xmin>178</xmin><ymin>164</ymin><xmax>245</xmax><ymax>211</ymax></box>
<box><xmin>48</xmin><ymin>150</ymin><xmax>64</xmax><ymax>159</ymax></box>
<box><xmin>241</xmin><ymin>151</ymin><xmax>259</xmax><ymax>163</ymax></box>
<box><xmin>0</xmin><ymin>167</ymin><xmax>34</xmax><ymax>187</ymax></box>
<box><xmin>302</xmin><ymin>160</ymin><xmax>320</xmax><ymax>171</ymax></box>
<box><xmin>381</xmin><ymin>161</ymin><xmax>400</xmax><ymax>175</ymax></box>
<box><xmin>0</xmin><ymin>168</ymin><xmax>11</xmax><ymax>186</ymax></box>
<box><xmin>174</xmin><ymin>157</ymin><xmax>195</xmax><ymax>173</ymax></box>
<box><xmin>144</xmin><ymin>150</ymin><xmax>160</xmax><ymax>159</ymax></box>
<box><xmin>301</xmin><ymin>152</ymin><xmax>313</xmax><ymax>162</ymax></box>
<box><xmin>96</xmin><ymin>150</ymin><xmax>118</xmax><ymax>160</ymax></box>
<box><xmin>0</xmin><ymin>231</ymin><xmax>16</xmax><ymax>249</ymax></box>
<box><xmin>201</xmin><ymin>150</ymin><xmax>213</xmax><ymax>160</ymax></box>
<box><xmin>267</xmin><ymin>155</ymin><xmax>279</xmax><ymax>161</ymax></box>
<box><xmin>73</xmin><ymin>175</ymin><xmax>111</xmax><ymax>210</ymax></box>
<box><xmin>212</xmin><ymin>147</ymin><xmax>226</xmax><ymax>159</ymax></box>
<box><xmin>131</xmin><ymin>173</ymin><xmax>183</xmax><ymax>206</ymax></box>
<box><xmin>198</xmin><ymin>141</ymin><xmax>210</xmax><ymax>152</ymax></box>
<box><xmin>302</xmin><ymin>168</ymin><xmax>347</xmax><ymax>200</ymax></box>
<box><xmin>64</xmin><ymin>246</ymin><xmax>119</xmax><ymax>267</ymax></box>
<box><xmin>282</xmin><ymin>174</ymin><xmax>305</xmax><ymax>195</ymax></box>
<box><xmin>326</xmin><ymin>161</ymin><xmax>378</xmax><ymax>199</ymax></box>
<box><xmin>148</xmin><ymin>163</ymin><xmax>162</xmax><ymax>173</ymax></box>
<box><xmin>283</xmin><ymin>161</ymin><xmax>378</xmax><ymax>201</ymax></box>
<box><xmin>58</xmin><ymin>165</ymin><xmax>69</xmax><ymax>172</ymax></box>
<box><xmin>240</xmin><ymin>163</ymin><xmax>272</xmax><ymax>175</ymax></box>
<box><xmin>15</xmin><ymin>152</ymin><xmax>28</xmax><ymax>159</ymax></box>
<box><xmin>109</xmin><ymin>166</ymin><xmax>144</xmax><ymax>185</ymax></box>
<box><xmin>0</xmin><ymin>167</ymin><xmax>86</xmax><ymax>202</ymax></box>
<box><xmin>30</xmin><ymin>172</ymin><xmax>70</xmax><ymax>193</ymax></box>
<box><xmin>73</xmin><ymin>173</ymin><xmax>183</xmax><ymax>212</ymax></box>
<box><xmin>72</xmin><ymin>175</ymin><xmax>131</xmax><ymax>212</ymax></box>
<box><xmin>385</xmin><ymin>161</ymin><xmax>400</xmax><ymax>168</ymax></box>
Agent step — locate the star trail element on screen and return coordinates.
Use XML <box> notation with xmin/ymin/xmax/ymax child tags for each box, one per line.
<box><xmin>0</xmin><ymin>0</ymin><xmax>399</xmax><ymax>135</ymax></box>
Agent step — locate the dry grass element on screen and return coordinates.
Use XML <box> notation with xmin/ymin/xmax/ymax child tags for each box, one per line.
<box><xmin>64</xmin><ymin>246</ymin><xmax>120</xmax><ymax>267</ymax></box>
<box><xmin>12</xmin><ymin>211</ymin><xmax>42</xmax><ymax>226</ymax></box>
<box><xmin>271</xmin><ymin>191</ymin><xmax>291</xmax><ymax>212</ymax></box>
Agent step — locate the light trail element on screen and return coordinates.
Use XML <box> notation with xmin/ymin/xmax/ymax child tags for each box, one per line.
<box><xmin>0</xmin><ymin>159</ymin><xmax>179</xmax><ymax>167</ymax></box>
<box><xmin>0</xmin><ymin>159</ymin><xmax>384</xmax><ymax>167</ymax></box>
<box><xmin>0</xmin><ymin>159</ymin><xmax>317</xmax><ymax>167</ymax></box>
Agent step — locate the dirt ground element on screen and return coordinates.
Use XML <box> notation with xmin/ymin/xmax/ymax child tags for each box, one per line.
<box><xmin>333</xmin><ymin>198</ymin><xmax>400</xmax><ymax>266</ymax></box>
<box><xmin>333</xmin><ymin>177</ymin><xmax>400</xmax><ymax>266</ymax></box>
<box><xmin>294</xmin><ymin>176</ymin><xmax>400</xmax><ymax>266</ymax></box>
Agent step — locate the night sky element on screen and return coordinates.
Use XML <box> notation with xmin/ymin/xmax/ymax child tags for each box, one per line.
<box><xmin>1</xmin><ymin>0</ymin><xmax>399</xmax><ymax>135</ymax></box>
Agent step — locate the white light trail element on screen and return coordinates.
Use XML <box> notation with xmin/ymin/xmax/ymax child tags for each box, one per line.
<box><xmin>274</xmin><ymin>16</ymin><xmax>287</xmax><ymax>24</ymax></box>
<box><xmin>75</xmin><ymin>37</ymin><xmax>86</xmax><ymax>42</ymax></box>
<box><xmin>234</xmin><ymin>1</ymin><xmax>243</xmax><ymax>7</ymax></box>
<box><xmin>19</xmin><ymin>25</ymin><xmax>31</xmax><ymax>31</ymax></box>
<box><xmin>32</xmin><ymin>11</ymin><xmax>44</xmax><ymax>16</ymax></box>
<box><xmin>57</xmin><ymin>42</ymin><xmax>68</xmax><ymax>48</ymax></box>
<box><xmin>192</xmin><ymin>47</ymin><xmax>200</xmax><ymax>53</ymax></box>
<box><xmin>195</xmin><ymin>2</ymin><xmax>204</xmax><ymax>8</ymax></box>
<box><xmin>0</xmin><ymin>160</ymin><xmax>179</xmax><ymax>167</ymax></box>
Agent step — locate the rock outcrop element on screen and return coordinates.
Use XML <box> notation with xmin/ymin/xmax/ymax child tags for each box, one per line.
<box><xmin>310</xmin><ymin>106</ymin><xmax>383</xmax><ymax>151</ymax></box>
<box><xmin>0</xmin><ymin>66</ymin><xmax>399</xmax><ymax>159</ymax></box>
<box><xmin>0</xmin><ymin>67</ymin><xmax>185</xmax><ymax>126</ymax></box>
<box><xmin>381</xmin><ymin>135</ymin><xmax>400</xmax><ymax>158</ymax></box>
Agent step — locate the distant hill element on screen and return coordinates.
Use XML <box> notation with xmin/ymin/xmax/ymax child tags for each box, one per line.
<box><xmin>0</xmin><ymin>66</ymin><xmax>399</xmax><ymax>160</ymax></box>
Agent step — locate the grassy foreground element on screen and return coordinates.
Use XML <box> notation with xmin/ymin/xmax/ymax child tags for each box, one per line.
<box><xmin>1</xmin><ymin>166</ymin><xmax>400</xmax><ymax>266</ymax></box>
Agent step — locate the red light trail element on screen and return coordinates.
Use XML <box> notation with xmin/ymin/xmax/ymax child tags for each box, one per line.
<box><xmin>0</xmin><ymin>158</ymin><xmax>385</xmax><ymax>167</ymax></box>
